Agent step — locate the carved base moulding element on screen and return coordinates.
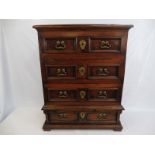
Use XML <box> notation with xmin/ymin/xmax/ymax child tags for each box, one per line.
<box><xmin>43</xmin><ymin>122</ymin><xmax>123</xmax><ymax>131</ymax></box>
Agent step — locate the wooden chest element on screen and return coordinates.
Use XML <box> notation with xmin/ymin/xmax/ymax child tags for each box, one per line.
<box><xmin>33</xmin><ymin>24</ymin><xmax>133</xmax><ymax>131</ymax></box>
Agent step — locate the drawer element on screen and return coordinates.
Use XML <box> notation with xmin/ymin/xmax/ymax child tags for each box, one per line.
<box><xmin>45</xmin><ymin>64</ymin><xmax>119</xmax><ymax>80</ymax></box>
<box><xmin>45</xmin><ymin>37</ymin><xmax>76</xmax><ymax>52</ymax></box>
<box><xmin>47</xmin><ymin>89</ymin><xmax>77</xmax><ymax>101</ymax></box>
<box><xmin>45</xmin><ymin>65</ymin><xmax>77</xmax><ymax>80</ymax></box>
<box><xmin>46</xmin><ymin>87</ymin><xmax>121</xmax><ymax>102</ymax></box>
<box><xmin>86</xmin><ymin>111</ymin><xmax>116</xmax><ymax>123</ymax></box>
<box><xmin>44</xmin><ymin>58</ymin><xmax>122</xmax><ymax>81</ymax></box>
<box><xmin>47</xmin><ymin>110</ymin><xmax>117</xmax><ymax>124</ymax></box>
<box><xmin>88</xmin><ymin>88</ymin><xmax>121</xmax><ymax>101</ymax></box>
<box><xmin>90</xmin><ymin>37</ymin><xmax>121</xmax><ymax>52</ymax></box>
<box><xmin>88</xmin><ymin>64</ymin><xmax>119</xmax><ymax>79</ymax></box>
<box><xmin>42</xmin><ymin>36</ymin><xmax>121</xmax><ymax>53</ymax></box>
<box><xmin>49</xmin><ymin>111</ymin><xmax>77</xmax><ymax>122</ymax></box>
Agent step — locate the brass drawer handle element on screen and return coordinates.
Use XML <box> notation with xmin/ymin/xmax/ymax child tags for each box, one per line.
<box><xmin>79</xmin><ymin>112</ymin><xmax>86</xmax><ymax>119</ymax></box>
<box><xmin>56</xmin><ymin>68</ymin><xmax>67</xmax><ymax>76</ymax></box>
<box><xmin>80</xmin><ymin>90</ymin><xmax>86</xmax><ymax>99</ymax></box>
<box><xmin>55</xmin><ymin>40</ymin><xmax>66</xmax><ymax>50</ymax></box>
<box><xmin>100</xmin><ymin>40</ymin><xmax>111</xmax><ymax>49</ymax></box>
<box><xmin>97</xmin><ymin>112</ymin><xmax>107</xmax><ymax>120</ymax></box>
<box><xmin>79</xmin><ymin>66</ymin><xmax>85</xmax><ymax>76</ymax></box>
<box><xmin>58</xmin><ymin>90</ymin><xmax>68</xmax><ymax>98</ymax></box>
<box><xmin>58</xmin><ymin>113</ymin><xmax>67</xmax><ymax>118</ymax></box>
<box><xmin>98</xmin><ymin>90</ymin><xmax>108</xmax><ymax>99</ymax></box>
<box><xmin>96</xmin><ymin>67</ymin><xmax>109</xmax><ymax>76</ymax></box>
<box><xmin>79</xmin><ymin>40</ymin><xmax>87</xmax><ymax>50</ymax></box>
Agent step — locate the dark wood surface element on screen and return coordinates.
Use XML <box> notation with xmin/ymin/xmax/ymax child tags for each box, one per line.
<box><xmin>33</xmin><ymin>24</ymin><xmax>133</xmax><ymax>30</ymax></box>
<box><xmin>33</xmin><ymin>24</ymin><xmax>133</xmax><ymax>131</ymax></box>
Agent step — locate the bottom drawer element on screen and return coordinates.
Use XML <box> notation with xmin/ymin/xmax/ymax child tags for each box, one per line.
<box><xmin>46</xmin><ymin>110</ymin><xmax>119</xmax><ymax>124</ymax></box>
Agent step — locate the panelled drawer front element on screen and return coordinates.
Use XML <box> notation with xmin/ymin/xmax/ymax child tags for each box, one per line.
<box><xmin>88</xmin><ymin>88</ymin><xmax>120</xmax><ymax>101</ymax></box>
<box><xmin>49</xmin><ymin>111</ymin><xmax>77</xmax><ymax>122</ymax></box>
<box><xmin>48</xmin><ymin>89</ymin><xmax>77</xmax><ymax>101</ymax></box>
<box><xmin>48</xmin><ymin>110</ymin><xmax>117</xmax><ymax>124</ymax></box>
<box><xmin>86</xmin><ymin>111</ymin><xmax>116</xmax><ymax>122</ymax></box>
<box><xmin>90</xmin><ymin>38</ymin><xmax>121</xmax><ymax>52</ymax></box>
<box><xmin>88</xmin><ymin>65</ymin><xmax>119</xmax><ymax>79</ymax></box>
<box><xmin>44</xmin><ymin>63</ymin><xmax>121</xmax><ymax>81</ymax></box>
<box><xmin>45</xmin><ymin>38</ymin><xmax>76</xmax><ymax>52</ymax></box>
<box><xmin>47</xmin><ymin>88</ymin><xmax>120</xmax><ymax>102</ymax></box>
<box><xmin>46</xmin><ymin>65</ymin><xmax>77</xmax><ymax>80</ymax></box>
<box><xmin>42</xmin><ymin>36</ymin><xmax>122</xmax><ymax>53</ymax></box>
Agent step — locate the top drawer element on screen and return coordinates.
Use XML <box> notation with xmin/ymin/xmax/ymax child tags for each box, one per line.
<box><xmin>91</xmin><ymin>38</ymin><xmax>121</xmax><ymax>52</ymax></box>
<box><xmin>34</xmin><ymin>25</ymin><xmax>133</xmax><ymax>55</ymax></box>
<box><xmin>43</xmin><ymin>37</ymin><xmax>121</xmax><ymax>53</ymax></box>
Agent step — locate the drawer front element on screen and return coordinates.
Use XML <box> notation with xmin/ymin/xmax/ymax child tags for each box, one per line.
<box><xmin>47</xmin><ymin>89</ymin><xmax>77</xmax><ymax>101</ymax></box>
<box><xmin>45</xmin><ymin>38</ymin><xmax>76</xmax><ymax>52</ymax></box>
<box><xmin>45</xmin><ymin>65</ymin><xmax>77</xmax><ymax>80</ymax></box>
<box><xmin>88</xmin><ymin>88</ymin><xmax>120</xmax><ymax>101</ymax></box>
<box><xmin>86</xmin><ymin>111</ymin><xmax>116</xmax><ymax>122</ymax></box>
<box><xmin>49</xmin><ymin>111</ymin><xmax>77</xmax><ymax>122</ymax></box>
<box><xmin>45</xmin><ymin>64</ymin><xmax>120</xmax><ymax>80</ymax></box>
<box><xmin>88</xmin><ymin>64</ymin><xmax>119</xmax><ymax>79</ymax></box>
<box><xmin>90</xmin><ymin>38</ymin><xmax>121</xmax><ymax>52</ymax></box>
<box><xmin>44</xmin><ymin>58</ymin><xmax>122</xmax><ymax>81</ymax></box>
<box><xmin>42</xmin><ymin>36</ymin><xmax>122</xmax><ymax>53</ymax></box>
<box><xmin>46</xmin><ymin>87</ymin><xmax>121</xmax><ymax>102</ymax></box>
<box><xmin>47</xmin><ymin>110</ymin><xmax>117</xmax><ymax>124</ymax></box>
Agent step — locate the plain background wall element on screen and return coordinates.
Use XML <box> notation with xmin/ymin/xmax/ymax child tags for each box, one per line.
<box><xmin>1</xmin><ymin>19</ymin><xmax>155</xmax><ymax>122</ymax></box>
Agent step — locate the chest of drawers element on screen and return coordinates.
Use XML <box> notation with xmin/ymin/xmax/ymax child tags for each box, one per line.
<box><xmin>33</xmin><ymin>24</ymin><xmax>133</xmax><ymax>131</ymax></box>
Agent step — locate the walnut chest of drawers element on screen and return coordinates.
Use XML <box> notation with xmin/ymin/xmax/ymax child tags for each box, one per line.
<box><xmin>33</xmin><ymin>24</ymin><xmax>133</xmax><ymax>131</ymax></box>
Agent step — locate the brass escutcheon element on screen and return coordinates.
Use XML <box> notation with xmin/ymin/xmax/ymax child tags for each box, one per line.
<box><xmin>79</xmin><ymin>66</ymin><xmax>85</xmax><ymax>76</ymax></box>
<box><xmin>79</xmin><ymin>112</ymin><xmax>86</xmax><ymax>119</ymax></box>
<box><xmin>80</xmin><ymin>90</ymin><xmax>86</xmax><ymax>99</ymax></box>
<box><xmin>79</xmin><ymin>40</ymin><xmax>87</xmax><ymax>50</ymax></box>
